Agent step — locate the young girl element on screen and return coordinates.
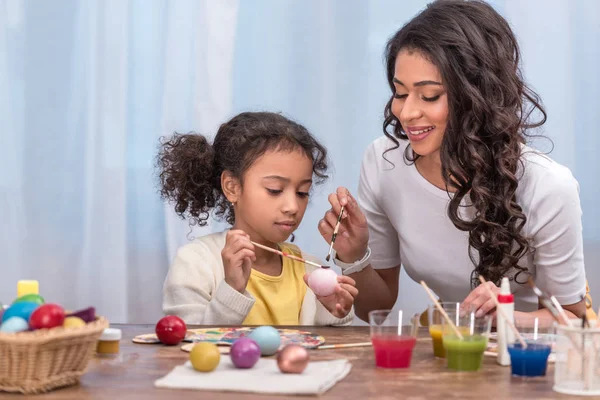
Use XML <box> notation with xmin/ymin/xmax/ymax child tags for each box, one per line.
<box><xmin>158</xmin><ymin>111</ymin><xmax>357</xmax><ymax>325</ymax></box>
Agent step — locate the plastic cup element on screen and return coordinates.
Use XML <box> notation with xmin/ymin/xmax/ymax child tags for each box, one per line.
<box><xmin>442</xmin><ymin>312</ymin><xmax>491</xmax><ymax>371</ymax></box>
<box><xmin>428</xmin><ymin>302</ymin><xmax>464</xmax><ymax>359</ymax></box>
<box><xmin>507</xmin><ymin>318</ymin><xmax>555</xmax><ymax>378</ymax></box>
<box><xmin>369</xmin><ymin>309</ymin><xmax>419</xmax><ymax>369</ymax></box>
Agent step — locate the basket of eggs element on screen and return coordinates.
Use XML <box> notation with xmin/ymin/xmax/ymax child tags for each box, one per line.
<box><xmin>0</xmin><ymin>293</ymin><xmax>108</xmax><ymax>394</ymax></box>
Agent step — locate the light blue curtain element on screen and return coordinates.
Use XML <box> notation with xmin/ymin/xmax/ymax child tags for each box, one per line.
<box><xmin>1</xmin><ymin>0</ymin><xmax>598</xmax><ymax>323</ymax></box>
<box><xmin>0</xmin><ymin>0</ymin><xmax>238</xmax><ymax>323</ymax></box>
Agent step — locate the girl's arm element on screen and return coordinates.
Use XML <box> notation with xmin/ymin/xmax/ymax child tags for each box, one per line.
<box><xmin>162</xmin><ymin>244</ymin><xmax>255</xmax><ymax>325</ymax></box>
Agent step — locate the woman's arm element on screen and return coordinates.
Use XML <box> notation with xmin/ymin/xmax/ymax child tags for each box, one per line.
<box><xmin>463</xmin><ymin>163</ymin><xmax>587</xmax><ymax>318</ymax></box>
<box><xmin>348</xmin><ymin>265</ymin><xmax>400</xmax><ymax>321</ymax></box>
<box><xmin>319</xmin><ymin>143</ymin><xmax>405</xmax><ymax>321</ymax></box>
<box><xmin>513</xmin><ymin>298</ymin><xmax>586</xmax><ymax>323</ymax></box>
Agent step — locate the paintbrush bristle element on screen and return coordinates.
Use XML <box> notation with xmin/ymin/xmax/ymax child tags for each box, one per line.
<box><xmin>325</xmin><ymin>254</ymin><xmax>331</xmax><ymax>262</ymax></box>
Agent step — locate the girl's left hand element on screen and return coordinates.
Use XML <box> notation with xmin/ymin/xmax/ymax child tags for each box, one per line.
<box><xmin>461</xmin><ymin>281</ymin><xmax>500</xmax><ymax>317</ymax></box>
<box><xmin>304</xmin><ymin>275</ymin><xmax>358</xmax><ymax>318</ymax></box>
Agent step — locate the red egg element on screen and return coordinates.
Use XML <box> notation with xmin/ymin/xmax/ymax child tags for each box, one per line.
<box><xmin>155</xmin><ymin>316</ymin><xmax>187</xmax><ymax>345</ymax></box>
<box><xmin>29</xmin><ymin>304</ymin><xmax>65</xmax><ymax>330</ymax></box>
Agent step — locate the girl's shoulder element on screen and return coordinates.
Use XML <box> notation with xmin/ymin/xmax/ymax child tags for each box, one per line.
<box><xmin>279</xmin><ymin>241</ymin><xmax>302</xmax><ymax>256</ymax></box>
<box><xmin>180</xmin><ymin>230</ymin><xmax>228</xmax><ymax>257</ymax></box>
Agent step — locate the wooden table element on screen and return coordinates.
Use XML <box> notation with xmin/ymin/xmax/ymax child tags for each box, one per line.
<box><xmin>0</xmin><ymin>325</ymin><xmax>574</xmax><ymax>399</ymax></box>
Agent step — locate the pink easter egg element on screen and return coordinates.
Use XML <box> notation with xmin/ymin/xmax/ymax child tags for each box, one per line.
<box><xmin>308</xmin><ymin>268</ymin><xmax>338</xmax><ymax>297</ymax></box>
<box><xmin>230</xmin><ymin>338</ymin><xmax>261</xmax><ymax>369</ymax></box>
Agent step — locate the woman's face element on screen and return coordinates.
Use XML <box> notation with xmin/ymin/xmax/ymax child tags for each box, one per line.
<box><xmin>391</xmin><ymin>49</ymin><xmax>449</xmax><ymax>160</ymax></box>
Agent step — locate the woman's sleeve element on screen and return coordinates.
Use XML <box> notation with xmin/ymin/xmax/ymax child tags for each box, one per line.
<box><xmin>526</xmin><ymin>166</ymin><xmax>586</xmax><ymax>305</ymax></box>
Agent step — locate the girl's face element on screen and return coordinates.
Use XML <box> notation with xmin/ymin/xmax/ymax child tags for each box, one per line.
<box><xmin>230</xmin><ymin>147</ymin><xmax>313</xmax><ymax>244</ymax></box>
<box><xmin>391</xmin><ymin>49</ymin><xmax>449</xmax><ymax>160</ymax></box>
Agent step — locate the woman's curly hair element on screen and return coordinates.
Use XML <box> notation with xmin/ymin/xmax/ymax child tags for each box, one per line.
<box><xmin>383</xmin><ymin>0</ymin><xmax>547</xmax><ymax>286</ymax></box>
<box><xmin>157</xmin><ymin>111</ymin><xmax>328</xmax><ymax>227</ymax></box>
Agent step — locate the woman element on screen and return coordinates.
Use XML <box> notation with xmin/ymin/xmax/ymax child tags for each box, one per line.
<box><xmin>320</xmin><ymin>0</ymin><xmax>587</xmax><ymax>322</ymax></box>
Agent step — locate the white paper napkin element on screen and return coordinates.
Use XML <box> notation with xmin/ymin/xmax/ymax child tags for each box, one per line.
<box><xmin>154</xmin><ymin>358</ymin><xmax>352</xmax><ymax>395</ymax></box>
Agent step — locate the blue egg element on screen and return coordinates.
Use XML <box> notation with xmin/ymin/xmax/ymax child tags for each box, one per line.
<box><xmin>1</xmin><ymin>301</ymin><xmax>39</xmax><ymax>323</ymax></box>
<box><xmin>248</xmin><ymin>326</ymin><xmax>281</xmax><ymax>356</ymax></box>
<box><xmin>0</xmin><ymin>317</ymin><xmax>29</xmax><ymax>333</ymax></box>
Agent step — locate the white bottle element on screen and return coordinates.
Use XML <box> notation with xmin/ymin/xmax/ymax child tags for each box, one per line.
<box><xmin>496</xmin><ymin>277</ymin><xmax>515</xmax><ymax>366</ymax></box>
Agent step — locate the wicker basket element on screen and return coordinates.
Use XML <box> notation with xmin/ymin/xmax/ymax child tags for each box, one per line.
<box><xmin>0</xmin><ymin>317</ymin><xmax>109</xmax><ymax>394</ymax></box>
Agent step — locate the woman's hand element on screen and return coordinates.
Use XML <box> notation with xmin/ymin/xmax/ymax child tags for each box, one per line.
<box><xmin>304</xmin><ymin>274</ymin><xmax>358</xmax><ymax>318</ymax></box>
<box><xmin>221</xmin><ymin>230</ymin><xmax>255</xmax><ymax>293</ymax></box>
<box><xmin>461</xmin><ymin>281</ymin><xmax>500</xmax><ymax>317</ymax></box>
<box><xmin>319</xmin><ymin>187</ymin><xmax>370</xmax><ymax>263</ymax></box>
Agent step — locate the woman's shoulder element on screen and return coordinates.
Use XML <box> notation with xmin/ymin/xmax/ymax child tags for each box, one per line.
<box><xmin>517</xmin><ymin>145</ymin><xmax>579</xmax><ymax>206</ymax></box>
<box><xmin>519</xmin><ymin>145</ymin><xmax>578</xmax><ymax>188</ymax></box>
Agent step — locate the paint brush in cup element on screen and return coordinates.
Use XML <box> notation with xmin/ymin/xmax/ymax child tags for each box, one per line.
<box><xmin>325</xmin><ymin>205</ymin><xmax>344</xmax><ymax>262</ymax></box>
<box><xmin>250</xmin><ymin>241</ymin><xmax>324</xmax><ymax>269</ymax></box>
<box><xmin>527</xmin><ymin>277</ymin><xmax>573</xmax><ymax>327</ymax></box>
<box><xmin>420</xmin><ymin>281</ymin><xmax>464</xmax><ymax>340</ymax></box>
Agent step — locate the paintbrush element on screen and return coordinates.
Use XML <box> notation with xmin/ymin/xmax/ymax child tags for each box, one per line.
<box><xmin>325</xmin><ymin>205</ymin><xmax>345</xmax><ymax>262</ymax></box>
<box><xmin>527</xmin><ymin>277</ymin><xmax>573</xmax><ymax>327</ymax></box>
<box><xmin>420</xmin><ymin>281</ymin><xmax>464</xmax><ymax>339</ymax></box>
<box><xmin>250</xmin><ymin>241</ymin><xmax>325</xmax><ymax>269</ymax></box>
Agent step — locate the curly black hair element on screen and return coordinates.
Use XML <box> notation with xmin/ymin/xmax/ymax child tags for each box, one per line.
<box><xmin>157</xmin><ymin>111</ymin><xmax>328</xmax><ymax>227</ymax></box>
<box><xmin>383</xmin><ymin>0</ymin><xmax>547</xmax><ymax>286</ymax></box>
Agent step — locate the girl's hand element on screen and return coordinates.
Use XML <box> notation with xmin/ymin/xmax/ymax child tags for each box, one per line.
<box><xmin>319</xmin><ymin>187</ymin><xmax>370</xmax><ymax>263</ymax></box>
<box><xmin>461</xmin><ymin>281</ymin><xmax>500</xmax><ymax>317</ymax></box>
<box><xmin>221</xmin><ymin>230</ymin><xmax>255</xmax><ymax>293</ymax></box>
<box><xmin>304</xmin><ymin>274</ymin><xmax>358</xmax><ymax>318</ymax></box>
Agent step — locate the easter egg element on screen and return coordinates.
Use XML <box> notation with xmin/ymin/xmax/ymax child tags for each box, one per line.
<box><xmin>155</xmin><ymin>315</ymin><xmax>187</xmax><ymax>345</ymax></box>
<box><xmin>190</xmin><ymin>342</ymin><xmax>221</xmax><ymax>372</ymax></box>
<box><xmin>308</xmin><ymin>268</ymin><xmax>338</xmax><ymax>297</ymax></box>
<box><xmin>66</xmin><ymin>307</ymin><xmax>96</xmax><ymax>323</ymax></box>
<box><xmin>248</xmin><ymin>326</ymin><xmax>281</xmax><ymax>356</ymax></box>
<box><xmin>1</xmin><ymin>301</ymin><xmax>39</xmax><ymax>323</ymax></box>
<box><xmin>277</xmin><ymin>344</ymin><xmax>309</xmax><ymax>373</ymax></box>
<box><xmin>0</xmin><ymin>317</ymin><xmax>29</xmax><ymax>333</ymax></box>
<box><xmin>63</xmin><ymin>316</ymin><xmax>86</xmax><ymax>328</ymax></box>
<box><xmin>29</xmin><ymin>304</ymin><xmax>65</xmax><ymax>330</ymax></box>
<box><xmin>13</xmin><ymin>293</ymin><xmax>45</xmax><ymax>305</ymax></box>
<box><xmin>230</xmin><ymin>338</ymin><xmax>261</xmax><ymax>369</ymax></box>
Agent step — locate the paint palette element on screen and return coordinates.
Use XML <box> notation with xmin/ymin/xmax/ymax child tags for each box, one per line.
<box><xmin>133</xmin><ymin>327</ymin><xmax>325</xmax><ymax>349</ymax></box>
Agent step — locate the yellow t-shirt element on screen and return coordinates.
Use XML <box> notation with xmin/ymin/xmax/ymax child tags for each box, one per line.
<box><xmin>243</xmin><ymin>243</ymin><xmax>307</xmax><ymax>325</ymax></box>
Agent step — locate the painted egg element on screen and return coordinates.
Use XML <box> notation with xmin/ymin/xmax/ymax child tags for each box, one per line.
<box><xmin>277</xmin><ymin>344</ymin><xmax>309</xmax><ymax>373</ymax></box>
<box><xmin>0</xmin><ymin>317</ymin><xmax>29</xmax><ymax>333</ymax></box>
<box><xmin>13</xmin><ymin>293</ymin><xmax>45</xmax><ymax>305</ymax></box>
<box><xmin>63</xmin><ymin>316</ymin><xmax>86</xmax><ymax>328</ymax></box>
<box><xmin>155</xmin><ymin>315</ymin><xmax>187</xmax><ymax>345</ymax></box>
<box><xmin>248</xmin><ymin>326</ymin><xmax>281</xmax><ymax>356</ymax></box>
<box><xmin>190</xmin><ymin>342</ymin><xmax>221</xmax><ymax>372</ymax></box>
<box><xmin>1</xmin><ymin>301</ymin><xmax>39</xmax><ymax>323</ymax></box>
<box><xmin>29</xmin><ymin>304</ymin><xmax>65</xmax><ymax>330</ymax></box>
<box><xmin>66</xmin><ymin>307</ymin><xmax>96</xmax><ymax>323</ymax></box>
<box><xmin>230</xmin><ymin>338</ymin><xmax>261</xmax><ymax>369</ymax></box>
<box><xmin>308</xmin><ymin>268</ymin><xmax>338</xmax><ymax>297</ymax></box>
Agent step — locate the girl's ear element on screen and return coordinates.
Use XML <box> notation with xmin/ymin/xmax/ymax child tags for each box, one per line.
<box><xmin>221</xmin><ymin>170</ymin><xmax>241</xmax><ymax>204</ymax></box>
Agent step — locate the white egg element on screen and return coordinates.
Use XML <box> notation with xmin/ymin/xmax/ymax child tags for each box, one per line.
<box><xmin>308</xmin><ymin>268</ymin><xmax>338</xmax><ymax>297</ymax></box>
